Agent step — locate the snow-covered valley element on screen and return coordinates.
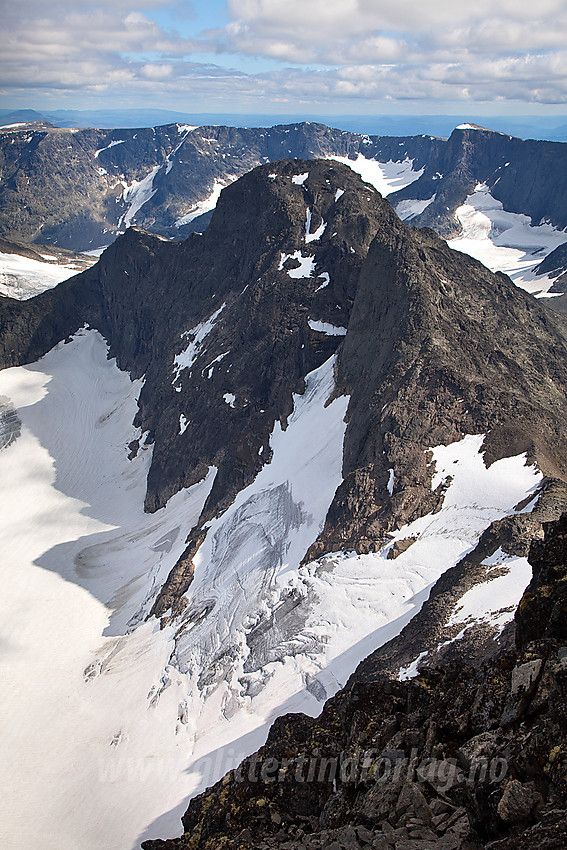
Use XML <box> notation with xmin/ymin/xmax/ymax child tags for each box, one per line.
<box><xmin>0</xmin><ymin>325</ymin><xmax>546</xmax><ymax>849</ymax></box>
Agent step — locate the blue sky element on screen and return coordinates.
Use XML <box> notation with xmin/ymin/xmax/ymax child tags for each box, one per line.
<box><xmin>2</xmin><ymin>0</ymin><xmax>567</xmax><ymax>116</ymax></box>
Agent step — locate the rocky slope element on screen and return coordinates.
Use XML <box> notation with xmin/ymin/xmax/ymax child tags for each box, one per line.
<box><xmin>2</xmin><ymin>121</ymin><xmax>567</xmax><ymax>257</ymax></box>
<box><xmin>141</xmin><ymin>512</ymin><xmax>567</xmax><ymax>850</ymax></box>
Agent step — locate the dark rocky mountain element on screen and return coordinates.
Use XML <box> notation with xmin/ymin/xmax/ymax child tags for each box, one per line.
<box><xmin>2</xmin><ymin>120</ymin><xmax>567</xmax><ymax>255</ymax></box>
<box><xmin>2</xmin><ymin>157</ymin><xmax>567</xmax><ymax>848</ymax></box>
<box><xmin>3</xmin><ymin>157</ymin><xmax>567</xmax><ymax>557</ymax></box>
<box><xmin>142</xmin><ymin>512</ymin><xmax>567</xmax><ymax>850</ymax></box>
<box><xmin>535</xmin><ymin>242</ymin><xmax>567</xmax><ymax>292</ymax></box>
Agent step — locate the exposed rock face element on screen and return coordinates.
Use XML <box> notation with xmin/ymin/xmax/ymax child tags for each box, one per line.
<box><xmin>3</xmin><ymin>154</ymin><xmax>567</xmax><ymax>849</ymax></box>
<box><xmin>0</xmin><ymin>122</ymin><xmax>435</xmax><ymax>250</ymax></box>
<box><xmin>140</xmin><ymin>515</ymin><xmax>567</xmax><ymax>850</ymax></box>
<box><xmin>309</xmin><ymin>219</ymin><xmax>567</xmax><ymax>557</ymax></box>
<box><xmin>534</xmin><ymin>242</ymin><xmax>567</xmax><ymax>294</ymax></box>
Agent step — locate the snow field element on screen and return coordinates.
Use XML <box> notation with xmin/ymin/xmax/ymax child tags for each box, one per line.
<box><xmin>448</xmin><ymin>184</ymin><xmax>567</xmax><ymax>295</ymax></box>
<box><xmin>0</xmin><ymin>250</ymin><xmax>91</xmax><ymax>299</ymax></box>
<box><xmin>328</xmin><ymin>154</ymin><xmax>424</xmax><ymax>197</ymax></box>
<box><xmin>0</xmin><ymin>333</ymin><xmax>544</xmax><ymax>850</ymax></box>
<box><xmin>0</xmin><ymin>330</ymin><xmax>216</xmax><ymax>850</ymax></box>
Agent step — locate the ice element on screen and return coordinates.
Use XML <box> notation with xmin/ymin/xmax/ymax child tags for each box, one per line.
<box><xmin>396</xmin><ymin>195</ymin><xmax>436</xmax><ymax>221</ymax></box>
<box><xmin>95</xmin><ymin>139</ymin><xmax>126</xmax><ymax>158</ymax></box>
<box><xmin>0</xmin><ymin>329</ymin><xmax>216</xmax><ymax>850</ymax></box>
<box><xmin>174</xmin><ymin>180</ymin><xmax>227</xmax><ymax>228</ymax></box>
<box><xmin>335</xmin><ymin>188</ymin><xmax>345</xmax><ymax>201</ymax></box>
<box><xmin>292</xmin><ymin>172</ymin><xmax>309</xmax><ymax>185</ymax></box>
<box><xmin>121</xmin><ymin>165</ymin><xmax>161</xmax><ymax>228</ymax></box>
<box><xmin>172</xmin><ymin>303</ymin><xmax>226</xmax><ymax>387</ymax></box>
<box><xmin>279</xmin><ymin>250</ymin><xmax>316</xmax><ymax>279</ymax></box>
<box><xmin>0</xmin><ymin>250</ymin><xmax>93</xmax><ymax>299</ymax></box>
<box><xmin>222</xmin><ymin>392</ymin><xmax>236</xmax><ymax>407</ymax></box>
<box><xmin>328</xmin><ymin>155</ymin><xmax>423</xmax><ymax>197</ymax></box>
<box><xmin>448</xmin><ymin>184</ymin><xmax>567</xmax><ymax>295</ymax></box>
<box><xmin>308</xmin><ymin>319</ymin><xmax>347</xmax><ymax>335</ymax></box>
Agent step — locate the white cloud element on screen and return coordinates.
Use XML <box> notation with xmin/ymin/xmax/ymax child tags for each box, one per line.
<box><xmin>1</xmin><ymin>0</ymin><xmax>567</xmax><ymax>107</ymax></box>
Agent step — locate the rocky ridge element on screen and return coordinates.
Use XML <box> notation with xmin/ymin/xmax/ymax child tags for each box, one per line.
<box><xmin>2</xmin><ymin>157</ymin><xmax>567</xmax><ymax>848</ymax></box>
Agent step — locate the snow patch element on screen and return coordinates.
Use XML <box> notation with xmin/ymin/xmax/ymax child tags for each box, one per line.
<box><xmin>223</xmin><ymin>392</ymin><xmax>236</xmax><ymax>408</ymax></box>
<box><xmin>314</xmin><ymin>272</ymin><xmax>330</xmax><ymax>292</ymax></box>
<box><xmin>172</xmin><ymin>303</ymin><xmax>226</xmax><ymax>386</ymax></box>
<box><xmin>305</xmin><ymin>208</ymin><xmax>327</xmax><ymax>243</ymax></box>
<box><xmin>399</xmin><ymin>651</ymin><xmax>428</xmax><ymax>681</ymax></box>
<box><xmin>328</xmin><ymin>154</ymin><xmax>423</xmax><ymax>197</ymax></box>
<box><xmin>94</xmin><ymin>139</ymin><xmax>126</xmax><ymax>158</ymax></box>
<box><xmin>179</xmin><ymin>413</ymin><xmax>189</xmax><ymax>435</ymax></box>
<box><xmin>121</xmin><ymin>165</ymin><xmax>161</xmax><ymax>228</ymax></box>
<box><xmin>308</xmin><ymin>319</ymin><xmax>347</xmax><ymax>336</ymax></box>
<box><xmin>396</xmin><ymin>195</ymin><xmax>436</xmax><ymax>221</ymax></box>
<box><xmin>174</xmin><ymin>180</ymin><xmax>227</xmax><ymax>228</ymax></box>
<box><xmin>447</xmin><ymin>549</ymin><xmax>533</xmax><ymax>634</ymax></box>
<box><xmin>292</xmin><ymin>172</ymin><xmax>309</xmax><ymax>185</ymax></box>
<box><xmin>279</xmin><ymin>251</ymin><xmax>316</xmax><ymax>279</ymax></box>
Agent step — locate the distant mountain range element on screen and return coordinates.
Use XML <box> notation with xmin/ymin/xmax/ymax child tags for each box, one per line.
<box><xmin>2</xmin><ymin>107</ymin><xmax>567</xmax><ymax>141</ymax></box>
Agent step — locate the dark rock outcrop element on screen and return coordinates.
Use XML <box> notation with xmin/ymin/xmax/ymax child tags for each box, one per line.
<box><xmin>534</xmin><ymin>242</ymin><xmax>567</xmax><ymax>294</ymax></box>
<box><xmin>309</xmin><ymin>219</ymin><xmax>567</xmax><ymax>557</ymax></box>
<box><xmin>394</xmin><ymin>126</ymin><xmax>567</xmax><ymax>237</ymax></box>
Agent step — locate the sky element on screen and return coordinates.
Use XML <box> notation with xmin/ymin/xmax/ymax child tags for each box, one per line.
<box><xmin>2</xmin><ymin>0</ymin><xmax>567</xmax><ymax>116</ymax></box>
